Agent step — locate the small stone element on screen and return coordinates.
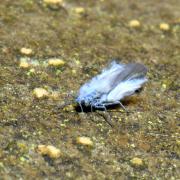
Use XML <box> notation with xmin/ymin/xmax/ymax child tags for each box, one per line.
<box><xmin>19</xmin><ymin>61</ymin><xmax>30</xmax><ymax>68</ymax></box>
<box><xmin>29</xmin><ymin>68</ymin><xmax>35</xmax><ymax>73</ymax></box>
<box><xmin>130</xmin><ymin>157</ymin><xmax>143</xmax><ymax>166</ymax></box>
<box><xmin>129</xmin><ymin>20</ymin><xmax>141</xmax><ymax>28</ymax></box>
<box><xmin>74</xmin><ymin>7</ymin><xmax>85</xmax><ymax>14</ymax></box>
<box><xmin>76</xmin><ymin>137</ymin><xmax>93</xmax><ymax>146</ymax></box>
<box><xmin>162</xmin><ymin>83</ymin><xmax>167</xmax><ymax>89</ymax></box>
<box><xmin>37</xmin><ymin>145</ymin><xmax>47</xmax><ymax>153</ymax></box>
<box><xmin>26</xmin><ymin>68</ymin><xmax>35</xmax><ymax>76</ymax></box>
<box><xmin>43</xmin><ymin>0</ymin><xmax>63</xmax><ymax>5</ymax></box>
<box><xmin>46</xmin><ymin>145</ymin><xmax>61</xmax><ymax>158</ymax></box>
<box><xmin>75</xmin><ymin>60</ymin><xmax>81</xmax><ymax>65</ymax></box>
<box><xmin>159</xmin><ymin>23</ymin><xmax>170</xmax><ymax>31</ymax></box>
<box><xmin>63</xmin><ymin>104</ymin><xmax>74</xmax><ymax>112</ymax></box>
<box><xmin>19</xmin><ymin>156</ymin><xmax>26</xmax><ymax>162</ymax></box>
<box><xmin>130</xmin><ymin>143</ymin><xmax>136</xmax><ymax>148</ymax></box>
<box><xmin>33</xmin><ymin>88</ymin><xmax>49</xmax><ymax>98</ymax></box>
<box><xmin>48</xmin><ymin>58</ymin><xmax>65</xmax><ymax>67</ymax></box>
<box><xmin>37</xmin><ymin>145</ymin><xmax>61</xmax><ymax>159</ymax></box>
<box><xmin>71</xmin><ymin>69</ymin><xmax>77</xmax><ymax>74</ymax></box>
<box><xmin>20</xmin><ymin>48</ymin><xmax>32</xmax><ymax>55</ymax></box>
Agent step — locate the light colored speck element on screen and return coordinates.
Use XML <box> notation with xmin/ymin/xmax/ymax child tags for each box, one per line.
<box><xmin>162</xmin><ymin>83</ymin><xmax>167</xmax><ymax>89</ymax></box>
<box><xmin>72</xmin><ymin>69</ymin><xmax>77</xmax><ymax>74</ymax></box>
<box><xmin>159</xmin><ymin>23</ymin><xmax>170</xmax><ymax>31</ymax></box>
<box><xmin>130</xmin><ymin>157</ymin><xmax>143</xmax><ymax>166</ymax></box>
<box><xmin>74</xmin><ymin>7</ymin><xmax>85</xmax><ymax>14</ymax></box>
<box><xmin>129</xmin><ymin>20</ymin><xmax>141</xmax><ymax>28</ymax></box>
<box><xmin>19</xmin><ymin>61</ymin><xmax>30</xmax><ymax>68</ymax></box>
<box><xmin>29</xmin><ymin>68</ymin><xmax>35</xmax><ymax>73</ymax></box>
<box><xmin>0</xmin><ymin>162</ymin><xmax>4</xmax><ymax>168</ymax></box>
<box><xmin>76</xmin><ymin>137</ymin><xmax>93</xmax><ymax>146</ymax></box>
<box><xmin>131</xmin><ymin>143</ymin><xmax>136</xmax><ymax>148</ymax></box>
<box><xmin>43</xmin><ymin>0</ymin><xmax>63</xmax><ymax>5</ymax></box>
<box><xmin>20</xmin><ymin>48</ymin><xmax>32</xmax><ymax>55</ymax></box>
<box><xmin>19</xmin><ymin>156</ymin><xmax>26</xmax><ymax>162</ymax></box>
<box><xmin>26</xmin><ymin>68</ymin><xmax>35</xmax><ymax>76</ymax></box>
<box><xmin>33</xmin><ymin>88</ymin><xmax>49</xmax><ymax>98</ymax></box>
<box><xmin>48</xmin><ymin>58</ymin><xmax>65</xmax><ymax>67</ymax></box>
<box><xmin>37</xmin><ymin>145</ymin><xmax>61</xmax><ymax>159</ymax></box>
<box><xmin>63</xmin><ymin>104</ymin><xmax>74</xmax><ymax>112</ymax></box>
<box><xmin>75</xmin><ymin>60</ymin><xmax>81</xmax><ymax>65</ymax></box>
<box><xmin>148</xmin><ymin>121</ymin><xmax>153</xmax><ymax>125</ymax></box>
<box><xmin>176</xmin><ymin>140</ymin><xmax>180</xmax><ymax>146</ymax></box>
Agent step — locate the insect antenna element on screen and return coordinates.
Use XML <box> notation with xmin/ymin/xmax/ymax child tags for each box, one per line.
<box><xmin>97</xmin><ymin>110</ymin><xmax>114</xmax><ymax>127</ymax></box>
<box><xmin>118</xmin><ymin>101</ymin><xmax>131</xmax><ymax>114</ymax></box>
<box><xmin>90</xmin><ymin>105</ymin><xmax>93</xmax><ymax>112</ymax></box>
<box><xmin>98</xmin><ymin>105</ymin><xmax>114</xmax><ymax>127</ymax></box>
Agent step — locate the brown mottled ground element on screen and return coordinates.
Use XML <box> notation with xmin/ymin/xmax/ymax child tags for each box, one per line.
<box><xmin>0</xmin><ymin>0</ymin><xmax>179</xmax><ymax>179</ymax></box>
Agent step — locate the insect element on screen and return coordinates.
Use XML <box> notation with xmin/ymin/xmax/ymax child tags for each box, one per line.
<box><xmin>76</xmin><ymin>61</ymin><xmax>148</xmax><ymax>112</ymax></box>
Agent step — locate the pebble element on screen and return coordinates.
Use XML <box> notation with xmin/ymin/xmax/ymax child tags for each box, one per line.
<box><xmin>37</xmin><ymin>145</ymin><xmax>61</xmax><ymax>159</ymax></box>
<box><xmin>159</xmin><ymin>23</ymin><xmax>170</xmax><ymax>31</ymax></box>
<box><xmin>29</xmin><ymin>68</ymin><xmax>35</xmax><ymax>73</ymax></box>
<box><xmin>76</xmin><ymin>137</ymin><xmax>93</xmax><ymax>147</ymax></box>
<box><xmin>71</xmin><ymin>69</ymin><xmax>77</xmax><ymax>74</ymax></box>
<box><xmin>20</xmin><ymin>48</ymin><xmax>32</xmax><ymax>55</ymax></box>
<box><xmin>48</xmin><ymin>58</ymin><xmax>65</xmax><ymax>67</ymax></box>
<box><xmin>129</xmin><ymin>20</ymin><xmax>141</xmax><ymax>28</ymax></box>
<box><xmin>19</xmin><ymin>61</ymin><xmax>30</xmax><ymax>69</ymax></box>
<box><xmin>162</xmin><ymin>83</ymin><xmax>167</xmax><ymax>89</ymax></box>
<box><xmin>74</xmin><ymin>7</ymin><xmax>85</xmax><ymax>14</ymax></box>
<box><xmin>130</xmin><ymin>157</ymin><xmax>143</xmax><ymax>166</ymax></box>
<box><xmin>33</xmin><ymin>88</ymin><xmax>49</xmax><ymax>98</ymax></box>
<box><xmin>63</xmin><ymin>104</ymin><xmax>74</xmax><ymax>112</ymax></box>
<box><xmin>26</xmin><ymin>68</ymin><xmax>35</xmax><ymax>76</ymax></box>
<box><xmin>43</xmin><ymin>0</ymin><xmax>63</xmax><ymax>5</ymax></box>
<box><xmin>75</xmin><ymin>60</ymin><xmax>81</xmax><ymax>65</ymax></box>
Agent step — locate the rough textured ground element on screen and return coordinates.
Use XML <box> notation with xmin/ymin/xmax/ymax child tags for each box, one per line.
<box><xmin>0</xmin><ymin>0</ymin><xmax>179</xmax><ymax>179</ymax></box>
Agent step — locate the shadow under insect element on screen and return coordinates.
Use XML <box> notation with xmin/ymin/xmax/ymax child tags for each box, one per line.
<box><xmin>75</xmin><ymin>103</ymin><xmax>121</xmax><ymax>113</ymax></box>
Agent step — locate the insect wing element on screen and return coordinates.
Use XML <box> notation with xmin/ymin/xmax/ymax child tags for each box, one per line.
<box><xmin>105</xmin><ymin>63</ymin><xmax>148</xmax><ymax>102</ymax></box>
<box><xmin>77</xmin><ymin>61</ymin><xmax>125</xmax><ymax>97</ymax></box>
<box><xmin>106</xmin><ymin>77</ymin><xmax>147</xmax><ymax>102</ymax></box>
<box><xmin>108</xmin><ymin>63</ymin><xmax>147</xmax><ymax>90</ymax></box>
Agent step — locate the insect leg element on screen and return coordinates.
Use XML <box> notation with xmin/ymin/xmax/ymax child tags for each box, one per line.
<box><xmin>79</xmin><ymin>103</ymin><xmax>84</xmax><ymax>112</ymax></box>
<box><xmin>101</xmin><ymin>105</ymin><xmax>114</xmax><ymax>127</ymax></box>
<box><xmin>102</xmin><ymin>104</ymin><xmax>107</xmax><ymax>111</ymax></box>
<box><xmin>102</xmin><ymin>101</ymin><xmax>128</xmax><ymax>112</ymax></box>
<box><xmin>97</xmin><ymin>111</ymin><xmax>113</xmax><ymax>127</ymax></box>
<box><xmin>118</xmin><ymin>101</ymin><xmax>127</xmax><ymax>111</ymax></box>
<box><xmin>90</xmin><ymin>104</ymin><xmax>93</xmax><ymax>112</ymax></box>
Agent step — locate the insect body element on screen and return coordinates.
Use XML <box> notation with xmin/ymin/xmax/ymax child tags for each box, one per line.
<box><xmin>76</xmin><ymin>61</ymin><xmax>148</xmax><ymax>111</ymax></box>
